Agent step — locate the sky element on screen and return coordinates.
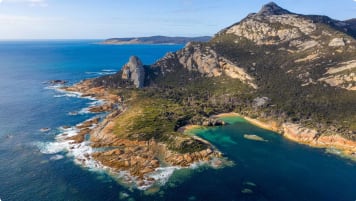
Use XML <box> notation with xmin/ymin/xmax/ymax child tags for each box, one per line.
<box><xmin>0</xmin><ymin>0</ymin><xmax>355</xmax><ymax>39</ymax></box>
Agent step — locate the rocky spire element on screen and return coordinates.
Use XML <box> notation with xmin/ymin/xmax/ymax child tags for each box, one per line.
<box><xmin>121</xmin><ymin>56</ymin><xmax>145</xmax><ymax>88</ymax></box>
<box><xmin>257</xmin><ymin>2</ymin><xmax>292</xmax><ymax>16</ymax></box>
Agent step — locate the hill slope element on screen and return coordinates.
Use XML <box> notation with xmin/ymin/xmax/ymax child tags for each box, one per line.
<box><xmin>142</xmin><ymin>2</ymin><xmax>356</xmax><ymax>140</ymax></box>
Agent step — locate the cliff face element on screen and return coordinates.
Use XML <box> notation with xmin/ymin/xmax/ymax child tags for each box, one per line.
<box><xmin>121</xmin><ymin>56</ymin><xmax>145</xmax><ymax>88</ymax></box>
<box><xmin>153</xmin><ymin>43</ymin><xmax>257</xmax><ymax>89</ymax></box>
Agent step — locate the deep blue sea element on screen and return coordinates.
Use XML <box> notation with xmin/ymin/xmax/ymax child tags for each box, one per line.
<box><xmin>0</xmin><ymin>40</ymin><xmax>355</xmax><ymax>201</ymax></box>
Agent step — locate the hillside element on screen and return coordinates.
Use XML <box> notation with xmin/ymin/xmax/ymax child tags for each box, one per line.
<box><xmin>101</xmin><ymin>35</ymin><xmax>211</xmax><ymax>45</ymax></box>
<box><xmin>94</xmin><ymin>2</ymin><xmax>356</xmax><ymax>139</ymax></box>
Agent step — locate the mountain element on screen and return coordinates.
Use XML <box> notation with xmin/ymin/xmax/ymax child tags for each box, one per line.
<box><xmin>93</xmin><ymin>2</ymin><xmax>356</xmax><ymax>141</ymax></box>
<box><xmin>69</xmin><ymin>2</ymin><xmax>356</xmax><ymax>184</ymax></box>
<box><xmin>101</xmin><ymin>35</ymin><xmax>212</xmax><ymax>45</ymax></box>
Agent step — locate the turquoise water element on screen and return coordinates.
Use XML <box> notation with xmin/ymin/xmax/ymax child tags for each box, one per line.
<box><xmin>189</xmin><ymin>118</ymin><xmax>356</xmax><ymax>201</ymax></box>
<box><xmin>0</xmin><ymin>41</ymin><xmax>355</xmax><ymax>201</ymax></box>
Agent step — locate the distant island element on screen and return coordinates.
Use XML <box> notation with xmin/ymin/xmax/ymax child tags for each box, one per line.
<box><xmin>100</xmin><ymin>35</ymin><xmax>212</xmax><ymax>45</ymax></box>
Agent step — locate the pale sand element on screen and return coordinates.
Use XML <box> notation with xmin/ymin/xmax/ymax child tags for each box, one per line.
<box><xmin>178</xmin><ymin>125</ymin><xmax>202</xmax><ymax>133</ymax></box>
<box><xmin>212</xmin><ymin>112</ymin><xmax>279</xmax><ymax>132</ymax></box>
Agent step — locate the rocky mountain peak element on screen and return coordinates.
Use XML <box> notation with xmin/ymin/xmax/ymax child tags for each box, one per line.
<box><xmin>257</xmin><ymin>2</ymin><xmax>292</xmax><ymax>16</ymax></box>
<box><xmin>121</xmin><ymin>56</ymin><xmax>145</xmax><ymax>88</ymax></box>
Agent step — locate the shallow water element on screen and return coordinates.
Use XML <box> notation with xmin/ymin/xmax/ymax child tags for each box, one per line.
<box><xmin>0</xmin><ymin>41</ymin><xmax>355</xmax><ymax>201</ymax></box>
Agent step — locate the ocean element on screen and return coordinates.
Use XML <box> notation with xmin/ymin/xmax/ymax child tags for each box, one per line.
<box><xmin>0</xmin><ymin>40</ymin><xmax>355</xmax><ymax>201</ymax></box>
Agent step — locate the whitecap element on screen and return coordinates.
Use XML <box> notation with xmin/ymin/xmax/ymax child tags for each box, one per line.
<box><xmin>50</xmin><ymin>154</ymin><xmax>65</xmax><ymax>160</ymax></box>
<box><xmin>145</xmin><ymin>166</ymin><xmax>180</xmax><ymax>187</ymax></box>
<box><xmin>85</xmin><ymin>71</ymin><xmax>116</xmax><ymax>76</ymax></box>
<box><xmin>88</xmin><ymin>99</ymin><xmax>105</xmax><ymax>106</ymax></box>
<box><xmin>53</xmin><ymin>93</ymin><xmax>81</xmax><ymax>98</ymax></box>
<box><xmin>68</xmin><ymin>111</ymin><xmax>78</xmax><ymax>116</ymax></box>
<box><xmin>36</xmin><ymin>141</ymin><xmax>69</xmax><ymax>154</ymax></box>
<box><xmin>102</xmin><ymin>69</ymin><xmax>116</xmax><ymax>72</ymax></box>
<box><xmin>78</xmin><ymin>107</ymin><xmax>91</xmax><ymax>114</ymax></box>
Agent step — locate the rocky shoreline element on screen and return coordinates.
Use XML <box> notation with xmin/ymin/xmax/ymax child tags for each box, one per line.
<box><xmin>60</xmin><ymin>79</ymin><xmax>225</xmax><ymax>189</ymax></box>
<box><xmin>210</xmin><ymin>113</ymin><xmax>356</xmax><ymax>160</ymax></box>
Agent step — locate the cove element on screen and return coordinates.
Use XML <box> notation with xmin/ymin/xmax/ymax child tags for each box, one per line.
<box><xmin>173</xmin><ymin>116</ymin><xmax>356</xmax><ymax>201</ymax></box>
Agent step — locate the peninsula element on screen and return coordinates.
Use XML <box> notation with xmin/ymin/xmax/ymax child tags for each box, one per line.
<box><xmin>62</xmin><ymin>2</ymin><xmax>356</xmax><ymax>189</ymax></box>
<box><xmin>100</xmin><ymin>35</ymin><xmax>211</xmax><ymax>45</ymax></box>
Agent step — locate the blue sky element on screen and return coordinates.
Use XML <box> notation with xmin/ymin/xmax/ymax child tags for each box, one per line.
<box><xmin>0</xmin><ymin>0</ymin><xmax>355</xmax><ymax>39</ymax></box>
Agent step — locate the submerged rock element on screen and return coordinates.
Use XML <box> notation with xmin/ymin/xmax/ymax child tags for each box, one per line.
<box><xmin>243</xmin><ymin>134</ymin><xmax>268</xmax><ymax>142</ymax></box>
<box><xmin>241</xmin><ymin>188</ymin><xmax>254</xmax><ymax>194</ymax></box>
<box><xmin>40</xmin><ymin>128</ymin><xmax>51</xmax><ymax>132</ymax></box>
<box><xmin>48</xmin><ymin>80</ymin><xmax>67</xmax><ymax>85</ymax></box>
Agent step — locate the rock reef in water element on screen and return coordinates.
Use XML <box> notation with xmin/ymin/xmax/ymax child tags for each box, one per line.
<box><xmin>243</xmin><ymin>134</ymin><xmax>268</xmax><ymax>142</ymax></box>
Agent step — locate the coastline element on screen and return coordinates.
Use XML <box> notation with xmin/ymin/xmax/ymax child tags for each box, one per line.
<box><xmin>196</xmin><ymin>112</ymin><xmax>356</xmax><ymax>160</ymax></box>
<box><xmin>44</xmin><ymin>80</ymin><xmax>226</xmax><ymax>190</ymax></box>
<box><xmin>44</xmin><ymin>78</ymin><xmax>355</xmax><ymax>190</ymax></box>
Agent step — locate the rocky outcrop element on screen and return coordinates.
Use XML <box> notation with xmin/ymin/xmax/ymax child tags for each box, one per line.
<box><xmin>329</xmin><ymin>38</ymin><xmax>346</xmax><ymax>47</ymax></box>
<box><xmin>318</xmin><ymin>60</ymin><xmax>356</xmax><ymax>90</ymax></box>
<box><xmin>48</xmin><ymin>80</ymin><xmax>67</xmax><ymax>85</ymax></box>
<box><xmin>121</xmin><ymin>56</ymin><xmax>145</xmax><ymax>88</ymax></box>
<box><xmin>257</xmin><ymin>2</ymin><xmax>292</xmax><ymax>16</ymax></box>
<box><xmin>225</xmin><ymin>13</ymin><xmax>316</xmax><ymax>45</ymax></box>
<box><xmin>239</xmin><ymin>116</ymin><xmax>356</xmax><ymax>158</ymax></box>
<box><xmin>282</xmin><ymin>123</ymin><xmax>356</xmax><ymax>156</ymax></box>
<box><xmin>155</xmin><ymin>43</ymin><xmax>257</xmax><ymax>89</ymax></box>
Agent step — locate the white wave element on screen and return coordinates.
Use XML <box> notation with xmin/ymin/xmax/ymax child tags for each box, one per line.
<box><xmin>36</xmin><ymin>124</ymin><xmax>104</xmax><ymax>171</ymax></box>
<box><xmin>68</xmin><ymin>111</ymin><xmax>78</xmax><ymax>116</ymax></box>
<box><xmin>88</xmin><ymin>99</ymin><xmax>105</xmax><ymax>106</ymax></box>
<box><xmin>53</xmin><ymin>94</ymin><xmax>65</xmax><ymax>98</ymax></box>
<box><xmin>102</xmin><ymin>69</ymin><xmax>116</xmax><ymax>72</ymax></box>
<box><xmin>138</xmin><ymin>166</ymin><xmax>180</xmax><ymax>189</ymax></box>
<box><xmin>36</xmin><ymin>141</ymin><xmax>69</xmax><ymax>154</ymax></box>
<box><xmin>50</xmin><ymin>154</ymin><xmax>64</xmax><ymax>160</ymax></box>
<box><xmin>85</xmin><ymin>71</ymin><xmax>116</xmax><ymax>76</ymax></box>
<box><xmin>77</xmin><ymin>100</ymin><xmax>105</xmax><ymax>114</ymax></box>
<box><xmin>45</xmin><ymin>84</ymin><xmax>84</xmax><ymax>98</ymax></box>
<box><xmin>78</xmin><ymin>107</ymin><xmax>91</xmax><ymax>114</ymax></box>
<box><xmin>44</xmin><ymin>85</ymin><xmax>61</xmax><ymax>90</ymax></box>
<box><xmin>53</xmin><ymin>93</ymin><xmax>81</xmax><ymax>98</ymax></box>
